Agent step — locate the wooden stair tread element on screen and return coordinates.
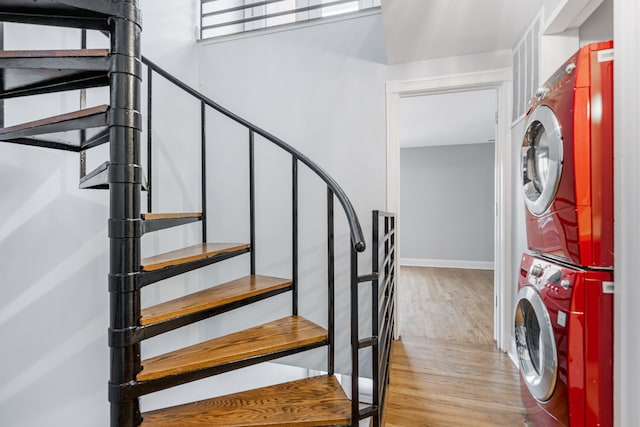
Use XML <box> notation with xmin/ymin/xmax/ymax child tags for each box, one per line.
<box><xmin>140</xmin><ymin>275</ymin><xmax>291</xmax><ymax>326</ymax></box>
<box><xmin>141</xmin><ymin>242</ymin><xmax>250</xmax><ymax>272</ymax></box>
<box><xmin>138</xmin><ymin>316</ymin><xmax>327</xmax><ymax>381</ymax></box>
<box><xmin>0</xmin><ymin>49</ymin><xmax>110</xmax><ymax>58</ymax></box>
<box><xmin>141</xmin><ymin>375</ymin><xmax>351</xmax><ymax>427</ymax></box>
<box><xmin>142</xmin><ymin>212</ymin><xmax>202</xmax><ymax>221</ymax></box>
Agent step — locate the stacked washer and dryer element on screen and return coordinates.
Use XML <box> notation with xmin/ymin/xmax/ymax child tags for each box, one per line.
<box><xmin>514</xmin><ymin>41</ymin><xmax>614</xmax><ymax>426</ymax></box>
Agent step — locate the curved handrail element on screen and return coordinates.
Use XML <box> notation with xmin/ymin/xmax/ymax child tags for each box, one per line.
<box><xmin>142</xmin><ymin>55</ymin><xmax>366</xmax><ymax>252</ymax></box>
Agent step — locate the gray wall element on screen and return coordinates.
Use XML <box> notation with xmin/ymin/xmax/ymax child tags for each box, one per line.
<box><xmin>399</xmin><ymin>144</ymin><xmax>495</xmax><ymax>265</ymax></box>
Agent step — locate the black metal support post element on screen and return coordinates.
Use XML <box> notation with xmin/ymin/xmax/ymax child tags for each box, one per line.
<box><xmin>249</xmin><ymin>130</ymin><xmax>255</xmax><ymax>275</ymax></box>
<box><xmin>108</xmin><ymin>3</ymin><xmax>143</xmax><ymax>426</ymax></box>
<box><xmin>371</xmin><ymin>211</ymin><xmax>380</xmax><ymax>427</ymax></box>
<box><xmin>291</xmin><ymin>156</ymin><xmax>298</xmax><ymax>315</ymax></box>
<box><xmin>327</xmin><ymin>187</ymin><xmax>335</xmax><ymax>375</ymax></box>
<box><xmin>350</xmin><ymin>246</ymin><xmax>359</xmax><ymax>427</ymax></box>
<box><xmin>373</xmin><ymin>211</ymin><xmax>396</xmax><ymax>423</ymax></box>
<box><xmin>201</xmin><ymin>101</ymin><xmax>207</xmax><ymax>243</ymax></box>
<box><xmin>0</xmin><ymin>23</ymin><xmax>4</xmax><ymax>128</ymax></box>
<box><xmin>146</xmin><ymin>65</ymin><xmax>152</xmax><ymax>212</ymax></box>
<box><xmin>79</xmin><ymin>29</ymin><xmax>87</xmax><ymax>179</ymax></box>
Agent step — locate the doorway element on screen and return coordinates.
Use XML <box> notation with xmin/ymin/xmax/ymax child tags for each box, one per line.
<box><xmin>386</xmin><ymin>69</ymin><xmax>513</xmax><ymax>351</ymax></box>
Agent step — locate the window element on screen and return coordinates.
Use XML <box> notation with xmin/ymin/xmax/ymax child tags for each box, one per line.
<box><xmin>200</xmin><ymin>0</ymin><xmax>381</xmax><ymax>40</ymax></box>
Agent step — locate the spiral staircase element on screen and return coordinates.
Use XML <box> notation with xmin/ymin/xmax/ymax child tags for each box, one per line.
<box><xmin>0</xmin><ymin>1</ymin><xmax>396</xmax><ymax>426</ymax></box>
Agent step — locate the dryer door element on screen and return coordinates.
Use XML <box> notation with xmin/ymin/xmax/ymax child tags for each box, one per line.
<box><xmin>514</xmin><ymin>285</ymin><xmax>558</xmax><ymax>402</ymax></box>
<box><xmin>521</xmin><ymin>105</ymin><xmax>563</xmax><ymax>216</ymax></box>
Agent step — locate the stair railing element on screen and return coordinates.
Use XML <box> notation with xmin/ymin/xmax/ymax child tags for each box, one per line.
<box><xmin>373</xmin><ymin>210</ymin><xmax>396</xmax><ymax>420</ymax></box>
<box><xmin>141</xmin><ymin>57</ymin><xmax>397</xmax><ymax>426</ymax></box>
<box><xmin>351</xmin><ymin>210</ymin><xmax>396</xmax><ymax>425</ymax></box>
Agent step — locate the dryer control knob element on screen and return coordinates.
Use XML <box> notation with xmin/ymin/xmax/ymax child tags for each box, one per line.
<box><xmin>561</xmin><ymin>279</ymin><xmax>571</xmax><ymax>289</ymax></box>
<box><xmin>535</xmin><ymin>86</ymin><xmax>547</xmax><ymax>99</ymax></box>
<box><xmin>530</xmin><ymin>265</ymin><xmax>544</xmax><ymax>277</ymax></box>
<box><xmin>565</xmin><ymin>62</ymin><xmax>576</xmax><ymax>74</ymax></box>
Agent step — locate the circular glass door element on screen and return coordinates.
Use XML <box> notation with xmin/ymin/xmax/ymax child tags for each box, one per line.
<box><xmin>514</xmin><ymin>285</ymin><xmax>558</xmax><ymax>402</ymax></box>
<box><xmin>521</xmin><ymin>105</ymin><xmax>563</xmax><ymax>215</ymax></box>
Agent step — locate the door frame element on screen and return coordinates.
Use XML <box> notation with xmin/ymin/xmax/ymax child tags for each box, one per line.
<box><xmin>386</xmin><ymin>68</ymin><xmax>513</xmax><ymax>351</ymax></box>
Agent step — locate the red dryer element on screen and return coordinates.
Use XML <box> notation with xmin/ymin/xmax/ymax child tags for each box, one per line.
<box><xmin>521</xmin><ymin>41</ymin><xmax>614</xmax><ymax>268</ymax></box>
<box><xmin>515</xmin><ymin>253</ymin><xmax>613</xmax><ymax>427</ymax></box>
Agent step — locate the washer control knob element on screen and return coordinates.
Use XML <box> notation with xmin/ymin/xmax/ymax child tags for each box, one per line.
<box><xmin>535</xmin><ymin>86</ymin><xmax>547</xmax><ymax>99</ymax></box>
<box><xmin>530</xmin><ymin>265</ymin><xmax>544</xmax><ymax>277</ymax></box>
<box><xmin>561</xmin><ymin>279</ymin><xmax>571</xmax><ymax>289</ymax></box>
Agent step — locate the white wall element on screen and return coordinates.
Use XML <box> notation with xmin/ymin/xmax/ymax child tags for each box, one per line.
<box><xmin>509</xmin><ymin>118</ymin><xmax>528</xmax><ymax>334</ymax></box>
<box><xmin>579</xmin><ymin>0</ymin><xmax>613</xmax><ymax>45</ymax></box>
<box><xmin>614</xmin><ymin>0</ymin><xmax>640</xmax><ymax>424</ymax></box>
<box><xmin>399</xmin><ymin>144</ymin><xmax>495</xmax><ymax>268</ymax></box>
<box><xmin>0</xmin><ymin>1</ymin><xmax>199</xmax><ymax>425</ymax></box>
<box><xmin>198</xmin><ymin>13</ymin><xmax>389</xmax><ymax>377</ymax></box>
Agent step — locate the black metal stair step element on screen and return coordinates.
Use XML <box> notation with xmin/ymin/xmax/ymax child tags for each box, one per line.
<box><xmin>140</xmin><ymin>375</ymin><xmax>351</xmax><ymax>426</ymax></box>
<box><xmin>0</xmin><ymin>105</ymin><xmax>109</xmax><ymax>152</ymax></box>
<box><xmin>0</xmin><ymin>49</ymin><xmax>111</xmax><ymax>99</ymax></box>
<box><xmin>79</xmin><ymin>161</ymin><xmax>149</xmax><ymax>191</ymax></box>
<box><xmin>139</xmin><ymin>243</ymin><xmax>251</xmax><ymax>287</ymax></box>
<box><xmin>0</xmin><ymin>0</ymin><xmax>133</xmax><ymax>30</ymax></box>
<box><xmin>141</xmin><ymin>212</ymin><xmax>203</xmax><ymax>234</ymax></box>
<box><xmin>134</xmin><ymin>316</ymin><xmax>328</xmax><ymax>396</ymax></box>
<box><xmin>137</xmin><ymin>275</ymin><xmax>292</xmax><ymax>340</ymax></box>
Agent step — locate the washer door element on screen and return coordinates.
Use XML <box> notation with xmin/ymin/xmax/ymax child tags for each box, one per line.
<box><xmin>514</xmin><ymin>285</ymin><xmax>558</xmax><ymax>402</ymax></box>
<box><xmin>521</xmin><ymin>105</ymin><xmax>563</xmax><ymax>216</ymax></box>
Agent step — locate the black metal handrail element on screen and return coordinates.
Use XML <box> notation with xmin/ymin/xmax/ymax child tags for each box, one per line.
<box><xmin>141</xmin><ymin>55</ymin><xmax>390</xmax><ymax>427</ymax></box>
<box><xmin>141</xmin><ymin>55</ymin><xmax>366</xmax><ymax>253</ymax></box>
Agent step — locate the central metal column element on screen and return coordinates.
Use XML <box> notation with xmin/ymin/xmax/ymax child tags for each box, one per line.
<box><xmin>108</xmin><ymin>1</ymin><xmax>143</xmax><ymax>426</ymax></box>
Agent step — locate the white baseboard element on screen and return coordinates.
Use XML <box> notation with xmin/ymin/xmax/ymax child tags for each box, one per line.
<box><xmin>399</xmin><ymin>258</ymin><xmax>494</xmax><ymax>270</ymax></box>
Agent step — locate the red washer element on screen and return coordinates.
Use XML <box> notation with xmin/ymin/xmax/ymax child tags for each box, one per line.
<box><xmin>521</xmin><ymin>41</ymin><xmax>614</xmax><ymax>268</ymax></box>
<box><xmin>515</xmin><ymin>253</ymin><xmax>613</xmax><ymax>426</ymax></box>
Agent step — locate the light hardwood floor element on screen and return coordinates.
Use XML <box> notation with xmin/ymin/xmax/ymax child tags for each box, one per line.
<box><xmin>382</xmin><ymin>266</ymin><xmax>529</xmax><ymax>426</ymax></box>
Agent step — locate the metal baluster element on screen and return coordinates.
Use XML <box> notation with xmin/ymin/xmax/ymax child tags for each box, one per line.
<box><xmin>292</xmin><ymin>156</ymin><xmax>298</xmax><ymax>315</ymax></box>
<box><xmin>201</xmin><ymin>101</ymin><xmax>207</xmax><ymax>243</ymax></box>
<box><xmin>146</xmin><ymin>66</ymin><xmax>152</xmax><ymax>212</ymax></box>
<box><xmin>350</xmin><ymin>246</ymin><xmax>359</xmax><ymax>427</ymax></box>
<box><xmin>249</xmin><ymin>130</ymin><xmax>256</xmax><ymax>275</ymax></box>
<box><xmin>327</xmin><ymin>187</ymin><xmax>335</xmax><ymax>375</ymax></box>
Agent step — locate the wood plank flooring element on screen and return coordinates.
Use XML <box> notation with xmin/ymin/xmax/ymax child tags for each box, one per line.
<box><xmin>383</xmin><ymin>266</ymin><xmax>529</xmax><ymax>426</ymax></box>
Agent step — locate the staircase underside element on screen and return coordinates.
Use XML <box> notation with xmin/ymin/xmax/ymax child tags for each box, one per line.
<box><xmin>0</xmin><ymin>49</ymin><xmax>110</xmax><ymax>99</ymax></box>
<box><xmin>0</xmin><ymin>105</ymin><xmax>109</xmax><ymax>151</ymax></box>
<box><xmin>140</xmin><ymin>375</ymin><xmax>352</xmax><ymax>427</ymax></box>
<box><xmin>0</xmin><ymin>1</ymin><xmax>121</xmax><ymax>30</ymax></box>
